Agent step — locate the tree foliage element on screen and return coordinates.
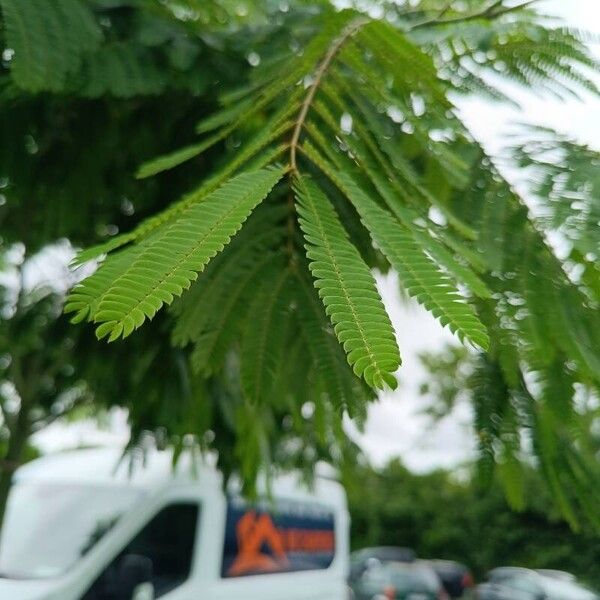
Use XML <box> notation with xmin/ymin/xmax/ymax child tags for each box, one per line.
<box><xmin>420</xmin><ymin>341</ymin><xmax>600</xmax><ymax>532</ymax></box>
<box><xmin>1</xmin><ymin>0</ymin><xmax>600</xmax><ymax>513</ymax></box>
<box><xmin>347</xmin><ymin>459</ymin><xmax>600</xmax><ymax>590</ymax></box>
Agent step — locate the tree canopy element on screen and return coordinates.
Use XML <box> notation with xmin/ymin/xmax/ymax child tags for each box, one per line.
<box><xmin>347</xmin><ymin>459</ymin><xmax>600</xmax><ymax>589</ymax></box>
<box><xmin>1</xmin><ymin>0</ymin><xmax>600</xmax><ymax>520</ymax></box>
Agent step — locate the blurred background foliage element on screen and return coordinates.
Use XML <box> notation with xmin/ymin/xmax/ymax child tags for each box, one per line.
<box><xmin>347</xmin><ymin>458</ymin><xmax>600</xmax><ymax>589</ymax></box>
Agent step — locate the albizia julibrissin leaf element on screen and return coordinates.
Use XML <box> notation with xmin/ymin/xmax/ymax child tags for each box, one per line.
<box><xmin>0</xmin><ymin>0</ymin><xmax>102</xmax><ymax>92</ymax></box>
<box><xmin>294</xmin><ymin>175</ymin><xmax>400</xmax><ymax>390</ymax></box>
<box><xmin>335</xmin><ymin>172</ymin><xmax>490</xmax><ymax>350</ymax></box>
<box><xmin>66</xmin><ymin>167</ymin><xmax>284</xmax><ymax>341</ymax></box>
<box><xmin>241</xmin><ymin>270</ymin><xmax>293</xmax><ymax>404</ymax></box>
<box><xmin>299</xmin><ymin>141</ymin><xmax>489</xmax><ymax>349</ymax></box>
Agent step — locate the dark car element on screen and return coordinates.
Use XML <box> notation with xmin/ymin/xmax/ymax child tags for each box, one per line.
<box><xmin>426</xmin><ymin>560</ymin><xmax>474</xmax><ymax>598</ymax></box>
<box><xmin>350</xmin><ymin>547</ymin><xmax>416</xmax><ymax>581</ymax></box>
<box><xmin>350</xmin><ymin>560</ymin><xmax>447</xmax><ymax>600</ymax></box>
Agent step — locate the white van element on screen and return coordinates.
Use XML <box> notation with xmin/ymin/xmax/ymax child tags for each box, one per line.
<box><xmin>0</xmin><ymin>447</ymin><xmax>350</xmax><ymax>600</ymax></box>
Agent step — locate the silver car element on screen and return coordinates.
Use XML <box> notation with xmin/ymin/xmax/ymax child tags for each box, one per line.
<box><xmin>476</xmin><ymin>567</ymin><xmax>599</xmax><ymax>600</ymax></box>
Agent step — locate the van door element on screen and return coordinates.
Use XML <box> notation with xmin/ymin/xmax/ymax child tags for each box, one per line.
<box><xmin>81</xmin><ymin>501</ymin><xmax>200</xmax><ymax>600</ymax></box>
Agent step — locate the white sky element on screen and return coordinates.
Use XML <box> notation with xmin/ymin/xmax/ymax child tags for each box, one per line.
<box><xmin>35</xmin><ymin>0</ymin><xmax>600</xmax><ymax>471</ymax></box>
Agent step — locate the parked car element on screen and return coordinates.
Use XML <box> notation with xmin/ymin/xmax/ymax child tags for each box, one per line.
<box><xmin>350</xmin><ymin>560</ymin><xmax>448</xmax><ymax>600</ymax></box>
<box><xmin>0</xmin><ymin>447</ymin><xmax>350</xmax><ymax>600</ymax></box>
<box><xmin>475</xmin><ymin>581</ymin><xmax>534</xmax><ymax>600</ymax></box>
<box><xmin>476</xmin><ymin>567</ymin><xmax>599</xmax><ymax>600</ymax></box>
<box><xmin>538</xmin><ymin>571</ymin><xmax>577</xmax><ymax>583</ymax></box>
<box><xmin>425</xmin><ymin>560</ymin><xmax>474</xmax><ymax>598</ymax></box>
<box><xmin>350</xmin><ymin>547</ymin><xmax>416</xmax><ymax>581</ymax></box>
<box><xmin>352</xmin><ymin>547</ymin><xmax>417</xmax><ymax>565</ymax></box>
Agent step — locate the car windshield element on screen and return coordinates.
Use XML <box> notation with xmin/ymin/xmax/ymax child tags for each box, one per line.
<box><xmin>0</xmin><ymin>481</ymin><xmax>143</xmax><ymax>579</ymax></box>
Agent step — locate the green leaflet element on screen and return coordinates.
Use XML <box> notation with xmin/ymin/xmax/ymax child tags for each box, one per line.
<box><xmin>0</xmin><ymin>0</ymin><xmax>102</xmax><ymax>92</ymax></box>
<box><xmin>336</xmin><ymin>171</ymin><xmax>490</xmax><ymax>350</ymax></box>
<box><xmin>136</xmin><ymin>87</ymin><xmax>300</xmax><ymax>180</ymax></box>
<box><xmin>304</xmin><ymin>105</ymin><xmax>492</xmax><ymax>298</ymax></box>
<box><xmin>471</xmin><ymin>355</ymin><xmax>508</xmax><ymax>489</ymax></box>
<box><xmin>64</xmin><ymin>245</ymin><xmax>143</xmax><ymax>324</ymax></box>
<box><xmin>412</xmin><ymin>230</ymin><xmax>491</xmax><ymax>299</ymax></box>
<box><xmin>534</xmin><ymin>407</ymin><xmax>580</xmax><ymax>530</ymax></box>
<box><xmin>497</xmin><ymin>450</ymin><xmax>525</xmax><ymax>512</ymax></box>
<box><xmin>299</xmin><ymin>141</ymin><xmax>489</xmax><ymax>349</ymax></box>
<box><xmin>133</xmin><ymin>10</ymin><xmax>355</xmax><ymax>181</ymax></box>
<box><xmin>326</xmin><ymin>70</ymin><xmax>476</xmax><ymax>238</ymax></box>
<box><xmin>171</xmin><ymin>206</ymin><xmax>287</xmax><ymax>347</ymax></box>
<box><xmin>135</xmin><ymin>132</ymin><xmax>227</xmax><ymax>179</ymax></box>
<box><xmin>241</xmin><ymin>270</ymin><xmax>293</xmax><ymax>404</ymax></box>
<box><xmin>74</xmin><ymin>142</ymin><xmax>287</xmax><ymax>267</ymax></box>
<box><xmin>295</xmin><ymin>269</ymin><xmax>373</xmax><ymax>417</ymax></box>
<box><xmin>76</xmin><ymin>41</ymin><xmax>165</xmax><ymax>98</ymax></box>
<box><xmin>190</xmin><ymin>253</ymin><xmax>283</xmax><ymax>375</ymax></box>
<box><xmin>173</xmin><ymin>208</ymin><xmax>286</xmax><ymax>373</ymax></box>
<box><xmin>295</xmin><ymin>270</ymin><xmax>349</xmax><ymax>408</ymax></box>
<box><xmin>71</xmin><ymin>167</ymin><xmax>284</xmax><ymax>341</ymax></box>
<box><xmin>195</xmin><ymin>97</ymin><xmax>255</xmax><ymax>134</ymax></box>
<box><xmin>294</xmin><ymin>175</ymin><xmax>400</xmax><ymax>390</ymax></box>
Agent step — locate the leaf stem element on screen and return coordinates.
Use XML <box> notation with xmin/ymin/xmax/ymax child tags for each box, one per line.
<box><xmin>411</xmin><ymin>0</ymin><xmax>540</xmax><ymax>30</ymax></box>
<box><xmin>289</xmin><ymin>16</ymin><xmax>369</xmax><ymax>173</ymax></box>
<box><xmin>286</xmin><ymin>189</ymin><xmax>297</xmax><ymax>267</ymax></box>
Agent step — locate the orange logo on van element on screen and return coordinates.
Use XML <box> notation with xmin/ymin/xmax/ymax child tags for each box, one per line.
<box><xmin>227</xmin><ymin>511</ymin><xmax>289</xmax><ymax>576</ymax></box>
<box><xmin>227</xmin><ymin>510</ymin><xmax>336</xmax><ymax>576</ymax></box>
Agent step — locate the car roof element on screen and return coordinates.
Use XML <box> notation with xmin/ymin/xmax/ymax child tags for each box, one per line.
<box><xmin>537</xmin><ymin>570</ymin><xmax>576</xmax><ymax>582</ymax></box>
<box><xmin>352</xmin><ymin>547</ymin><xmax>416</xmax><ymax>563</ymax></box>
<box><xmin>488</xmin><ymin>568</ymin><xmax>597</xmax><ymax>599</ymax></box>
<box><xmin>489</xmin><ymin>567</ymin><xmax>535</xmax><ymax>579</ymax></box>
<box><xmin>426</xmin><ymin>559</ymin><xmax>468</xmax><ymax>571</ymax></box>
<box><xmin>539</xmin><ymin>576</ymin><xmax>597</xmax><ymax>598</ymax></box>
<box><xmin>15</xmin><ymin>446</ymin><xmax>219</xmax><ymax>489</ymax></box>
<box><xmin>14</xmin><ymin>447</ymin><xmax>346</xmax><ymax>506</ymax></box>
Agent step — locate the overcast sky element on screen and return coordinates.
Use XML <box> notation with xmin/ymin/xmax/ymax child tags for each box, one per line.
<box><xmin>35</xmin><ymin>0</ymin><xmax>600</xmax><ymax>471</ymax></box>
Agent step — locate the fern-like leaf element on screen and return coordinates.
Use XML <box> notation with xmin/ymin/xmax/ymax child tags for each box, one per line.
<box><xmin>294</xmin><ymin>175</ymin><xmax>400</xmax><ymax>390</ymax></box>
<box><xmin>336</xmin><ymin>171</ymin><xmax>490</xmax><ymax>350</ymax></box>
<box><xmin>64</xmin><ymin>245</ymin><xmax>142</xmax><ymax>324</ymax></box>
<box><xmin>190</xmin><ymin>253</ymin><xmax>283</xmax><ymax>375</ymax></box>
<box><xmin>0</xmin><ymin>0</ymin><xmax>102</xmax><ymax>92</ymax></box>
<box><xmin>76</xmin><ymin>41</ymin><xmax>165</xmax><ymax>98</ymax></box>
<box><xmin>295</xmin><ymin>269</ymin><xmax>372</xmax><ymax>417</ymax></box>
<box><xmin>299</xmin><ymin>141</ymin><xmax>489</xmax><ymax>349</ymax></box>
<box><xmin>70</xmin><ymin>167</ymin><xmax>283</xmax><ymax>341</ymax></box>
<box><xmin>171</xmin><ymin>205</ymin><xmax>287</xmax><ymax>347</ymax></box>
<box><xmin>136</xmin><ymin>129</ymin><xmax>229</xmax><ymax>179</ymax></box>
<box><xmin>136</xmin><ymin>89</ymin><xmax>300</xmax><ymax>180</ymax></box>
<box><xmin>241</xmin><ymin>270</ymin><xmax>293</xmax><ymax>404</ymax></box>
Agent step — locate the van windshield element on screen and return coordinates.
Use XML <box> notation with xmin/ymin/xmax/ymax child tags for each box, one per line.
<box><xmin>0</xmin><ymin>481</ymin><xmax>143</xmax><ymax>579</ymax></box>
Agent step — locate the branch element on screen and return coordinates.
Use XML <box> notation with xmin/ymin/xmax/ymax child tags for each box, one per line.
<box><xmin>0</xmin><ymin>458</ymin><xmax>21</xmax><ymax>474</ymax></box>
<box><xmin>411</xmin><ymin>0</ymin><xmax>540</xmax><ymax>30</ymax></box>
<box><xmin>31</xmin><ymin>390</ymin><xmax>92</xmax><ymax>432</ymax></box>
<box><xmin>289</xmin><ymin>16</ymin><xmax>369</xmax><ymax>173</ymax></box>
<box><xmin>408</xmin><ymin>2</ymin><xmax>453</xmax><ymax>30</ymax></box>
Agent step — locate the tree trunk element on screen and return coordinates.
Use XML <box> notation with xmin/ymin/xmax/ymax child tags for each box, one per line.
<box><xmin>0</xmin><ymin>408</ymin><xmax>31</xmax><ymax>535</ymax></box>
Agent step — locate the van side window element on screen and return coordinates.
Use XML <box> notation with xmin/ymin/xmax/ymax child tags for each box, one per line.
<box><xmin>82</xmin><ymin>503</ymin><xmax>199</xmax><ymax>600</ymax></box>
